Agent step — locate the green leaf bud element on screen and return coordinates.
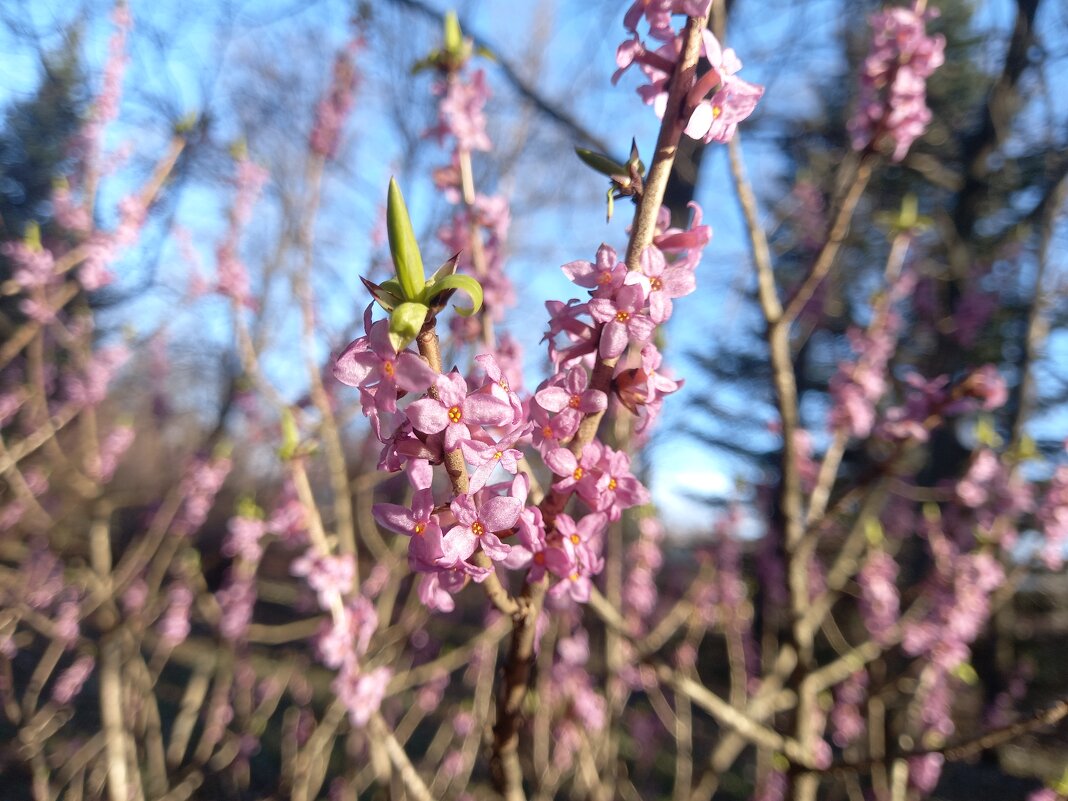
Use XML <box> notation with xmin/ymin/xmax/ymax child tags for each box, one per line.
<box><xmin>386</xmin><ymin>178</ymin><xmax>426</xmax><ymax>300</ymax></box>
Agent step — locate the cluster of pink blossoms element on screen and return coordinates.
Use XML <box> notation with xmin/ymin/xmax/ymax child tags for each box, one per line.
<box><xmin>848</xmin><ymin>2</ymin><xmax>946</xmax><ymax>161</ymax></box>
<box><xmin>614</xmin><ymin>2</ymin><xmax>763</xmax><ymax>144</ymax></box>
<box><xmin>309</xmin><ymin>38</ymin><xmax>362</xmax><ymax>159</ymax></box>
<box><xmin>425</xmin><ymin>51</ymin><xmax>517</xmax><ymax>347</ymax></box>
<box><xmin>334</xmin><ymin>205</ymin><xmax>709</xmax><ymax>609</ymax></box>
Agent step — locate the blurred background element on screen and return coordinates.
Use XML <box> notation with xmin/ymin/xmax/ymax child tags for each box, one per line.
<box><xmin>1</xmin><ymin>0</ymin><xmax>1067</xmax><ymax>798</ymax></box>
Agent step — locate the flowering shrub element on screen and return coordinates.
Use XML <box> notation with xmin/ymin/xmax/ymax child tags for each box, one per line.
<box><xmin>0</xmin><ymin>3</ymin><xmax>1066</xmax><ymax>801</ymax></box>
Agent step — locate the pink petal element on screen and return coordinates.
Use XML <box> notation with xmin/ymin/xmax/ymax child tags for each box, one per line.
<box><xmin>463</xmin><ymin>393</ymin><xmax>513</xmax><ymax>425</ymax></box>
<box><xmin>406</xmin><ymin>399</ymin><xmax>449</xmax><ymax>435</ymax></box>
<box><xmin>545</xmin><ymin>447</ymin><xmax>577</xmax><ymax>477</ymax></box>
<box><xmin>372</xmin><ymin>503</ymin><xmax>415</xmax><ymax>535</ymax></box>
<box><xmin>535</xmin><ymin>386</ymin><xmax>571</xmax><ymax>413</ymax></box>
<box><xmin>394</xmin><ymin>353</ymin><xmax>437</xmax><ymax>393</ymax></box>
<box><xmin>599</xmin><ymin>320</ymin><xmax>629</xmax><ymax>358</ymax></box>
<box><xmin>440</xmin><ymin>527</ymin><xmax>479</xmax><ymax>564</ymax></box>
<box><xmin>480</xmin><ymin>532</ymin><xmax>512</xmax><ymax>561</ymax></box>
<box><xmin>480</xmin><ymin>495</ymin><xmax>522</xmax><ymax>532</ymax></box>
<box><xmin>333</xmin><ymin>339</ymin><xmax>373</xmax><ymax>387</ymax></box>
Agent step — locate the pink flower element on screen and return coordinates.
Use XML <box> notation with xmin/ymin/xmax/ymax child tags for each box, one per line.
<box><xmin>406</xmin><ymin>371</ymin><xmax>512</xmax><ymax>452</ymax></box>
<box><xmin>334</xmin><ymin>316</ymin><xmax>437</xmax><ymax>413</ymax></box>
<box><xmin>429</xmin><ymin>69</ymin><xmax>492</xmax><ymax>153</ymax></box>
<box><xmin>223</xmin><ymin>515</ymin><xmax>268</xmax><ymax>563</ymax></box>
<box><xmin>848</xmin><ymin>3</ymin><xmax>945</xmax><ymax>161</ymax></box>
<box><xmin>460</xmin><ymin>422</ymin><xmax>531</xmax><ymax>493</ymax></box>
<box><xmin>545</xmin><ymin>443</ymin><xmax>604</xmax><ymax>504</ymax></box>
<box><xmin>626</xmin><ymin>245</ymin><xmax>696</xmax><ymax>323</ymax></box>
<box><xmin>441</xmin><ymin>482</ymin><xmax>524</xmax><ymax>565</ymax></box>
<box><xmin>334</xmin><ymin>662</ymin><xmax>391</xmax><ymax>727</ymax></box>
<box><xmin>310</xmin><ymin>39</ymin><xmax>361</xmax><ymax>159</ymax></box>
<box><xmin>652</xmin><ymin>202</ymin><xmax>711</xmax><ymax>259</ymax></box>
<box><xmin>683</xmin><ymin>31</ymin><xmax>764</xmax><ymax>144</ymax></box>
<box><xmin>52</xmin><ymin>655</ymin><xmax>96</xmax><ymax>704</ymax></box>
<box><xmin>291</xmin><ymin>550</ymin><xmax>356</xmax><ymax>609</ymax></box>
<box><xmin>594</xmin><ymin>447</ymin><xmax>650</xmax><ymax>519</ymax></box>
<box><xmin>534</xmin><ymin>366</ymin><xmax>608</xmax><ymax>432</ymax></box>
<box><xmin>562</xmin><ymin>244</ymin><xmax>626</xmax><ymax>296</ymax></box>
<box><xmin>544</xmin><ymin>299</ymin><xmax>598</xmax><ymax>367</ymax></box>
<box><xmin>588</xmin><ymin>284</ymin><xmax>655</xmax><ymax>359</ymax></box>
<box><xmin>372</xmin><ymin>489</ymin><xmax>446</xmax><ymax>572</ymax></box>
<box><xmin>159</xmin><ymin>583</ymin><xmax>194</xmax><ymax>646</ymax></box>
<box><xmin>858</xmin><ymin>550</ymin><xmax>899</xmax><ymax>645</ymax></box>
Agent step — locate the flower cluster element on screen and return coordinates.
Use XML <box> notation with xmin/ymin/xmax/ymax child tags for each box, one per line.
<box><xmin>614</xmin><ymin>5</ymin><xmax>763</xmax><ymax>144</ymax></box>
<box><xmin>310</xmin><ymin>38</ymin><xmax>362</xmax><ymax>159</ymax></box>
<box><xmin>333</xmin><ymin>194</ymin><xmax>707</xmax><ymax>609</ymax></box>
<box><xmin>848</xmin><ymin>2</ymin><xmax>945</xmax><ymax>161</ymax></box>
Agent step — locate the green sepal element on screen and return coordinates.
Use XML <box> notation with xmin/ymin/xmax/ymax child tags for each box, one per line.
<box><xmin>360</xmin><ymin>276</ymin><xmax>404</xmax><ymax>312</ymax></box>
<box><xmin>575</xmin><ymin>147</ymin><xmax>629</xmax><ymax>178</ymax></box>
<box><xmin>422</xmin><ymin>273</ymin><xmax>483</xmax><ymax>316</ymax></box>
<box><xmin>386</xmin><ymin>178</ymin><xmax>426</xmax><ymax>300</ymax></box>
<box><xmin>380</xmin><ymin>277</ymin><xmax>404</xmax><ymax>296</ymax></box>
<box><xmin>474</xmin><ymin>44</ymin><xmax>495</xmax><ymax>62</ymax></box>
<box><xmin>388</xmin><ymin>302</ymin><xmax>430</xmax><ymax>352</ymax></box>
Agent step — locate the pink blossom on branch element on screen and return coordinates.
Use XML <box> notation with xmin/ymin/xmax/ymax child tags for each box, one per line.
<box><xmin>310</xmin><ymin>39</ymin><xmax>362</xmax><ymax>159</ymax></box>
<box><xmin>848</xmin><ymin>2</ymin><xmax>945</xmax><ymax>161</ymax></box>
<box><xmin>615</xmin><ymin>27</ymin><xmax>762</xmax><ymax>144</ymax></box>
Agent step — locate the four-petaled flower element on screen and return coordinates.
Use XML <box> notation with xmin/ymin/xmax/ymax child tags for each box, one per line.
<box><xmin>334</xmin><ymin>316</ymin><xmax>437</xmax><ymax>413</ymax></box>
<box><xmin>406</xmin><ymin>371</ymin><xmax>512</xmax><ymax>451</ymax></box>
<box><xmin>588</xmin><ymin>284</ymin><xmax>656</xmax><ymax>358</ymax></box>
<box><xmin>441</xmin><ymin>485</ymin><xmax>523</xmax><ymax>565</ymax></box>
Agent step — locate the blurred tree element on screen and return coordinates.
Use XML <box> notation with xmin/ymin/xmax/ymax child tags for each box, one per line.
<box><xmin>0</xmin><ymin>29</ymin><xmax>88</xmax><ymax>338</ymax></box>
<box><xmin>686</xmin><ymin>0</ymin><xmax>1067</xmax><ymax>487</ymax></box>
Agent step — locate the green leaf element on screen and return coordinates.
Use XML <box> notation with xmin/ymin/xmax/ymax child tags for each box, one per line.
<box><xmin>236</xmin><ymin>496</ymin><xmax>264</xmax><ymax>520</ymax></box>
<box><xmin>411</xmin><ymin>51</ymin><xmax>440</xmax><ymax>74</ymax></box>
<box><xmin>864</xmin><ymin>518</ymin><xmax>884</xmax><ymax>547</ymax></box>
<box><xmin>388</xmin><ymin>302</ymin><xmax>429</xmax><ymax>352</ymax></box>
<box><xmin>575</xmin><ymin>147</ymin><xmax>628</xmax><ymax>178</ymax></box>
<box><xmin>278</xmin><ymin>408</ymin><xmax>300</xmax><ymax>460</ymax></box>
<box><xmin>25</xmin><ymin>222</ymin><xmax>41</xmax><ymax>250</ymax></box>
<box><xmin>444</xmin><ymin>11</ymin><xmax>463</xmax><ymax>54</ymax></box>
<box><xmin>386</xmin><ymin>178</ymin><xmax>425</xmax><ymax>300</ymax></box>
<box><xmin>974</xmin><ymin>416</ymin><xmax>1002</xmax><ymax>448</ymax></box>
<box><xmin>380</xmin><ymin>278</ymin><xmax>404</xmax><ymax>296</ymax></box>
<box><xmin>1054</xmin><ymin>766</ymin><xmax>1068</xmax><ymax>795</ymax></box>
<box><xmin>628</xmin><ymin>138</ymin><xmax>644</xmax><ymax>174</ymax></box>
<box><xmin>423</xmin><ymin>273</ymin><xmax>483</xmax><ymax>316</ymax></box>
<box><xmin>427</xmin><ymin>253</ymin><xmax>460</xmax><ymax>284</ymax></box>
<box><xmin>952</xmin><ymin>662</ymin><xmax>979</xmax><ymax>685</ymax></box>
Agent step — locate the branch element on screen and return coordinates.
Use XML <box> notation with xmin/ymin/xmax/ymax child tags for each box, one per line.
<box><xmin>389</xmin><ymin>0</ymin><xmax>615</xmax><ymax>157</ymax></box>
